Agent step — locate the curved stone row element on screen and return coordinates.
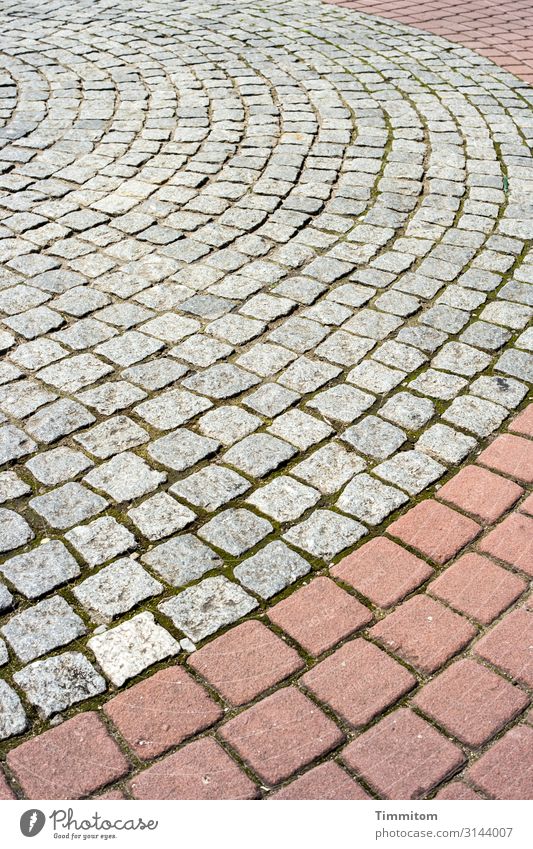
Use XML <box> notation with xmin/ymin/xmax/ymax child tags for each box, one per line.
<box><xmin>0</xmin><ymin>0</ymin><xmax>531</xmax><ymax>744</ymax></box>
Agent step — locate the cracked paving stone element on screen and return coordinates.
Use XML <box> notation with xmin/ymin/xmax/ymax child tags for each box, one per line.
<box><xmin>198</xmin><ymin>405</ymin><xmax>261</xmax><ymax>446</ymax></box>
<box><xmin>0</xmin><ymin>540</ymin><xmax>80</xmax><ymax>599</ymax></box>
<box><xmin>87</xmin><ymin>612</ymin><xmax>179</xmax><ymax>687</ymax></box>
<box><xmin>65</xmin><ymin>517</ymin><xmax>137</xmax><ymax>567</ymax></box>
<box><xmin>0</xmin><ymin>508</ymin><xmax>34</xmax><ymax>553</ymax></box>
<box><xmin>12</xmin><ymin>652</ymin><xmax>106</xmax><ymax>719</ymax></box>
<box><xmin>135</xmin><ymin>388</ymin><xmax>212</xmax><ymax>430</ymax></box>
<box><xmin>30</xmin><ymin>482</ymin><xmax>107</xmax><ymax>529</ymax></box>
<box><xmin>416</xmin><ymin>424</ymin><xmax>477</xmax><ymax>465</ymax></box>
<box><xmin>159</xmin><ymin>576</ymin><xmax>258</xmax><ymax>642</ymax></box>
<box><xmin>182</xmin><ymin>363</ymin><xmax>260</xmax><ymax>399</ymax></box>
<box><xmin>198</xmin><ymin>508</ymin><xmax>273</xmax><ymax>556</ymax></box>
<box><xmin>246</xmin><ymin>476</ymin><xmax>320</xmax><ymax>523</ymax></box>
<box><xmin>1</xmin><ymin>596</ymin><xmax>86</xmax><ymax>663</ymax></box>
<box><xmin>148</xmin><ymin>428</ymin><xmax>220</xmax><ymax>473</ymax></box>
<box><xmin>283</xmin><ymin>509</ymin><xmax>367</xmax><ymax>561</ymax></box>
<box><xmin>74</xmin><ymin>416</ymin><xmax>148</xmax><ymax>459</ymax></box>
<box><xmin>337</xmin><ymin>474</ymin><xmax>408</xmax><ymax>526</ymax></box>
<box><xmin>142</xmin><ymin>534</ymin><xmax>221</xmax><ymax>586</ymax></box>
<box><xmin>83</xmin><ymin>452</ymin><xmax>166</xmax><ymax>502</ymax></box>
<box><xmin>170</xmin><ymin>466</ymin><xmax>250</xmax><ymax>512</ymax></box>
<box><xmin>24</xmin><ymin>399</ymin><xmax>95</xmax><ymax>444</ymax></box>
<box><xmin>307</xmin><ymin>384</ymin><xmax>374</xmax><ymax>424</ymax></box>
<box><xmin>374</xmin><ymin>450</ymin><xmax>446</xmax><ymax>495</ymax></box>
<box><xmin>223</xmin><ymin>433</ymin><xmax>296</xmax><ymax>478</ymax></box>
<box><xmin>0</xmin><ymin>680</ymin><xmax>27</xmax><ymax>739</ymax></box>
<box><xmin>267</xmin><ymin>409</ymin><xmax>333</xmax><ymax>450</ymax></box>
<box><xmin>73</xmin><ymin>558</ymin><xmax>163</xmax><ymax>623</ymax></box>
<box><xmin>342</xmin><ymin>415</ymin><xmax>406</xmax><ymax>459</ymax></box>
<box><xmin>443</xmin><ymin>395</ymin><xmax>509</xmax><ymax>438</ymax></box>
<box><xmin>25</xmin><ymin>446</ymin><xmax>93</xmax><ymax>485</ymax></box>
<box><xmin>128</xmin><ymin>492</ymin><xmax>196</xmax><ymax>541</ymax></box>
<box><xmin>234</xmin><ymin>541</ymin><xmax>311</xmax><ymax>599</ymax></box>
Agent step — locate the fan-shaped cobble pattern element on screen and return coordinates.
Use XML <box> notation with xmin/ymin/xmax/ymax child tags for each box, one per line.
<box><xmin>0</xmin><ymin>0</ymin><xmax>532</xmax><ymax>798</ymax></box>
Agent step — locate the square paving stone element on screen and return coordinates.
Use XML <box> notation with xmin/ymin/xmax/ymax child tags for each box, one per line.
<box><xmin>170</xmin><ymin>466</ymin><xmax>250</xmax><ymax>512</ymax></box>
<box><xmin>267</xmin><ymin>409</ymin><xmax>333</xmax><ymax>450</ymax></box>
<box><xmin>159</xmin><ymin>576</ymin><xmax>258</xmax><ymax>642</ymax></box>
<box><xmin>12</xmin><ymin>652</ymin><xmax>106</xmax><ymax>719</ymax></box>
<box><xmin>24</xmin><ymin>399</ymin><xmax>95</xmax><ymax>443</ymax></box>
<box><xmin>236</xmin><ymin>343</ymin><xmax>296</xmax><ymax>378</ymax></box>
<box><xmin>269</xmin><ymin>762</ymin><xmax>370</xmax><ymax>801</ymax></box>
<box><xmin>374</xmin><ymin>450</ymin><xmax>446</xmax><ymax>495</ymax></box>
<box><xmin>0</xmin><ymin>540</ymin><xmax>80</xmax><ymax>599</ymax></box>
<box><xmin>315</xmin><ymin>331</ymin><xmax>374</xmax><ymax>366</ymax></box>
<box><xmin>278</xmin><ymin>356</ymin><xmax>341</xmax><ymax>394</ymax></box>
<box><xmin>283</xmin><ymin>509</ymin><xmax>367</xmax><ymax>561</ymax></box>
<box><xmin>65</xmin><ymin>517</ymin><xmax>137</xmax><ymax>566</ymax></box>
<box><xmin>170</xmin><ymin>335</ymin><xmax>233</xmax><ymax>368</ymax></box>
<box><xmin>465</xmin><ymin>725</ymin><xmax>533</xmax><ymax>800</ymax></box>
<box><xmin>198</xmin><ymin>405</ymin><xmax>261</xmax><ymax>446</ymax></box>
<box><xmin>432</xmin><ymin>342</ymin><xmax>491</xmax><ymax>377</ymax></box>
<box><xmin>0</xmin><ymin>583</ymin><xmax>13</xmax><ymax>613</ymax></box>
<box><xmin>148</xmin><ymin>428</ymin><xmax>220</xmax><ymax>472</ymax></box>
<box><xmin>29</xmin><ymin>482</ymin><xmax>107</xmax><ymax>529</ymax></box>
<box><xmin>207</xmin><ymin>314</ymin><xmax>265</xmax><ymax>345</ymax></box>
<box><xmin>408</xmin><ymin>368</ymin><xmax>467</xmax><ymax>401</ymax></box>
<box><xmin>244</xmin><ymin>383</ymin><xmax>299</xmax><ymax>417</ymax></box>
<box><xmin>370</xmin><ymin>595</ymin><xmax>477</xmax><ymax>675</ymax></box>
<box><xmin>413</xmin><ymin>659</ymin><xmax>528</xmax><ymax>747</ymax></box>
<box><xmin>219</xmin><ymin>687</ymin><xmax>343</xmax><ymax>786</ymax></box>
<box><xmin>142</xmin><ymin>534</ymin><xmax>221</xmax><ymax>587</ymax></box>
<box><xmin>291</xmin><ymin>442</ymin><xmax>366</xmax><ymax>494</ymax></box>
<box><xmin>95</xmin><ymin>331</ymin><xmax>163</xmax><ymax>367</ymax></box>
<box><xmin>0</xmin><ymin>425</ymin><xmax>36</xmax><ymax>464</ymax></box>
<box><xmin>302</xmin><ymin>639</ymin><xmax>415</xmax><ymax>729</ymax></box>
<box><xmin>74</xmin><ymin>415</ymin><xmax>149</xmax><ymax>459</ymax></box>
<box><xmin>77</xmin><ymin>381</ymin><xmax>147</xmax><ymax>415</ymax></box>
<box><xmin>37</xmin><ymin>353</ymin><xmax>113</xmax><ymax>392</ymax></box>
<box><xmin>379</xmin><ymin>392</ymin><xmax>435</xmax><ymax>431</ymax></box>
<box><xmin>73</xmin><ymin>558</ymin><xmax>163</xmax><ymax>623</ymax></box>
<box><xmin>443</xmin><ymin>395</ymin><xmax>508</xmax><ymax>437</ymax></box>
<box><xmin>123</xmin><ymin>357</ymin><xmax>188</xmax><ymax>390</ymax></box>
<box><xmin>87</xmin><ymin>612</ymin><xmax>179</xmax><ymax>687</ymax></box>
<box><xmin>267</xmin><ymin>574</ymin><xmax>372</xmax><ymax>655</ymax></box>
<box><xmin>332</xmin><ymin>538</ymin><xmax>433</xmax><ymax>609</ymax></box>
<box><xmin>188</xmin><ymin>620</ymin><xmax>303</xmax><ymax>707</ymax></box>
<box><xmin>246</xmin><ymin>477</ymin><xmax>320</xmax><ymax>524</ymax></box>
<box><xmin>342</xmin><ymin>415</ymin><xmax>406</xmax><ymax>459</ymax></box>
<box><xmin>307</xmin><ymin>384</ymin><xmax>374</xmax><ymax>424</ymax></box>
<box><xmin>337</xmin><ymin>473</ymin><xmax>408</xmax><ymax>525</ymax></box>
<box><xmin>128</xmin><ymin>492</ymin><xmax>196</xmax><ymax>540</ymax></box>
<box><xmin>268</xmin><ymin>317</ymin><xmax>328</xmax><ymax>353</ymax></box>
<box><xmin>103</xmin><ymin>666</ymin><xmax>223</xmax><ymax>760</ymax></box>
<box><xmin>470</xmin><ymin>375</ymin><xmax>527</xmax><ymax>410</ymax></box>
<box><xmin>388</xmin><ymin>499</ymin><xmax>481</xmax><ymax>564</ymax></box>
<box><xmin>496</xmin><ymin>349</ymin><xmax>533</xmax><ymax>383</ymax></box>
<box><xmin>84</xmin><ymin>452</ymin><xmax>166</xmax><ymax>502</ymax></box>
<box><xmin>341</xmin><ymin>708</ymin><xmax>464</xmax><ymax>800</ymax></box>
<box><xmin>1</xmin><ymin>596</ymin><xmax>86</xmax><ymax>662</ymax></box>
<box><xmin>223</xmin><ymin>433</ymin><xmax>296</xmax><ymax>478</ymax></box>
<box><xmin>134</xmin><ymin>388</ymin><xmax>212</xmax><ymax>430</ymax></box>
<box><xmin>0</xmin><ymin>470</ymin><xmax>30</xmax><ymax>503</ymax></box>
<box><xmin>183</xmin><ymin>363</ymin><xmax>260</xmax><ymax>399</ymax></box>
<box><xmin>416</xmin><ymin>424</ymin><xmax>477</xmax><ymax>465</ymax></box>
<box><xmin>347</xmin><ymin>360</ymin><xmax>406</xmax><ymax>394</ymax></box>
<box><xmin>0</xmin><ymin>508</ymin><xmax>34</xmax><ymax>552</ymax></box>
<box><xmin>0</xmin><ymin>680</ymin><xmax>27</xmax><ymax>740</ymax></box>
<box><xmin>234</xmin><ymin>540</ymin><xmax>311</xmax><ymax>599</ymax></box>
<box><xmin>25</xmin><ymin>446</ymin><xmax>93</xmax><ymax>485</ymax></box>
<box><xmin>198</xmin><ymin>508</ymin><xmax>272</xmax><ymax>556</ymax></box>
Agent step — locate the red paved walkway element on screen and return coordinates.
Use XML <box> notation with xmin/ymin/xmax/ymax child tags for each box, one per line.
<box><xmin>2</xmin><ymin>404</ymin><xmax>532</xmax><ymax>800</ymax></box>
<box><xmin>325</xmin><ymin>0</ymin><xmax>533</xmax><ymax>84</ymax></box>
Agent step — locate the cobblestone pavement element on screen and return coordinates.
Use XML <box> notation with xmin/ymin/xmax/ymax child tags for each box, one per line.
<box><xmin>0</xmin><ymin>0</ymin><xmax>532</xmax><ymax>800</ymax></box>
<box><xmin>326</xmin><ymin>0</ymin><xmax>533</xmax><ymax>85</ymax></box>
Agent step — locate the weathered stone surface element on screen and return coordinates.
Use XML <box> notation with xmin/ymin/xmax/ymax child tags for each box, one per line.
<box><xmin>13</xmin><ymin>653</ymin><xmax>106</xmax><ymax>718</ymax></box>
<box><xmin>159</xmin><ymin>576</ymin><xmax>258</xmax><ymax>641</ymax></box>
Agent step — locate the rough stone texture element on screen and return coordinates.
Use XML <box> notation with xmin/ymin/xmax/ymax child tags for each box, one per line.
<box><xmin>159</xmin><ymin>576</ymin><xmax>258</xmax><ymax>641</ymax></box>
<box><xmin>0</xmin><ymin>680</ymin><xmax>27</xmax><ymax>740</ymax></box>
<box><xmin>13</xmin><ymin>652</ymin><xmax>106</xmax><ymax>718</ymax></box>
<box><xmin>2</xmin><ymin>596</ymin><xmax>86</xmax><ymax>662</ymax></box>
<box><xmin>73</xmin><ymin>558</ymin><xmax>163</xmax><ymax>622</ymax></box>
<box><xmin>0</xmin><ymin>540</ymin><xmax>80</xmax><ymax>598</ymax></box>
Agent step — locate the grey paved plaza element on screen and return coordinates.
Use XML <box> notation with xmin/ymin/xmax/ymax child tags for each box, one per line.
<box><xmin>0</xmin><ymin>0</ymin><xmax>532</xmax><ymax>749</ymax></box>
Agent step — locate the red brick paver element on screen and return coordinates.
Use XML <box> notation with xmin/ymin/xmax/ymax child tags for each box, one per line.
<box><xmin>332</xmin><ymin>537</ymin><xmax>433</xmax><ymax>608</ymax></box>
<box><xmin>436</xmin><ymin>466</ymin><xmax>523</xmax><ymax>523</ymax></box>
<box><xmin>7</xmin><ymin>713</ymin><xmax>129</xmax><ymax>800</ymax></box>
<box><xmin>477</xmin><ymin>434</ymin><xmax>533</xmax><ymax>483</ymax></box>
<box><xmin>477</xmin><ymin>513</ymin><xmax>533</xmax><ymax>575</ymax></box>
<box><xmin>130</xmin><ymin>737</ymin><xmax>258</xmax><ymax>800</ymax></box>
<box><xmin>387</xmin><ymin>500</ymin><xmax>481</xmax><ymax>564</ymax></box>
<box><xmin>428</xmin><ymin>552</ymin><xmax>526</xmax><ymax>624</ymax></box>
<box><xmin>370</xmin><ymin>595</ymin><xmax>477</xmax><ymax>674</ymax></box>
<box><xmin>0</xmin><ymin>771</ymin><xmax>15</xmax><ymax>800</ymax></box>
<box><xmin>342</xmin><ymin>708</ymin><xmax>465</xmax><ymax>799</ymax></box>
<box><xmin>301</xmin><ymin>639</ymin><xmax>415</xmax><ymax>728</ymax></box>
<box><xmin>219</xmin><ymin>687</ymin><xmax>344</xmax><ymax>785</ymax></box>
<box><xmin>466</xmin><ymin>726</ymin><xmax>533</xmax><ymax>799</ymax></box>
<box><xmin>413</xmin><ymin>659</ymin><xmax>529</xmax><ymax>747</ymax></box>
<box><xmin>188</xmin><ymin>620</ymin><xmax>304</xmax><ymax>705</ymax></box>
<box><xmin>473</xmin><ymin>608</ymin><xmax>533</xmax><ymax>688</ymax></box>
<box><xmin>269</xmin><ymin>761</ymin><xmax>370</xmax><ymax>800</ymax></box>
<box><xmin>324</xmin><ymin>0</ymin><xmax>533</xmax><ymax>84</ymax></box>
<box><xmin>267</xmin><ymin>576</ymin><xmax>372</xmax><ymax>655</ymax></box>
<box><xmin>104</xmin><ymin>666</ymin><xmax>223</xmax><ymax>760</ymax></box>
<box><xmin>435</xmin><ymin>782</ymin><xmax>483</xmax><ymax>800</ymax></box>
